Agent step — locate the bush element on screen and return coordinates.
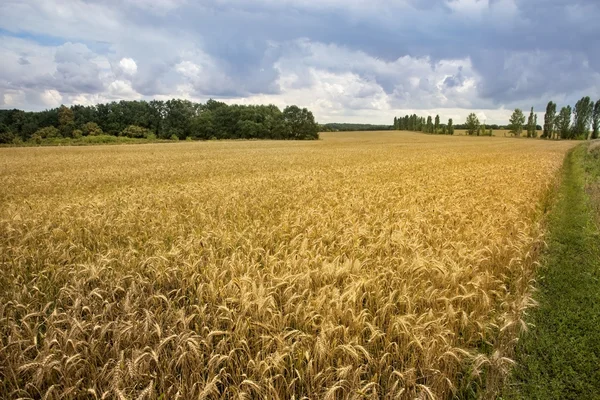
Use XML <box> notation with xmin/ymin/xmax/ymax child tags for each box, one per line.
<box><xmin>0</xmin><ymin>129</ymin><xmax>15</xmax><ymax>144</ymax></box>
<box><xmin>81</xmin><ymin>135</ymin><xmax>121</xmax><ymax>144</ymax></box>
<box><xmin>82</xmin><ymin>122</ymin><xmax>103</xmax><ymax>136</ymax></box>
<box><xmin>121</xmin><ymin>125</ymin><xmax>151</xmax><ymax>138</ymax></box>
<box><xmin>170</xmin><ymin>134</ymin><xmax>179</xmax><ymax>141</ymax></box>
<box><xmin>30</xmin><ymin>134</ymin><xmax>42</xmax><ymax>144</ymax></box>
<box><xmin>72</xmin><ymin>129</ymin><xmax>83</xmax><ymax>139</ymax></box>
<box><xmin>35</xmin><ymin>126</ymin><xmax>61</xmax><ymax>139</ymax></box>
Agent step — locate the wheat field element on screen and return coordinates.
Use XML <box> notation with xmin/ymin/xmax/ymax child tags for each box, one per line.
<box><xmin>0</xmin><ymin>131</ymin><xmax>574</xmax><ymax>399</ymax></box>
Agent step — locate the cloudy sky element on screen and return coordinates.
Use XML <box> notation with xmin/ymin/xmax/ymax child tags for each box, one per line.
<box><xmin>1</xmin><ymin>0</ymin><xmax>599</xmax><ymax>124</ymax></box>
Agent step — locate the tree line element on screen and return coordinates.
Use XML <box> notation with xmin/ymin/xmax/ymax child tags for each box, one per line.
<box><xmin>394</xmin><ymin>96</ymin><xmax>600</xmax><ymax>140</ymax></box>
<box><xmin>320</xmin><ymin>123</ymin><xmax>394</xmax><ymax>132</ymax></box>
<box><xmin>506</xmin><ymin>96</ymin><xmax>600</xmax><ymax>139</ymax></box>
<box><xmin>394</xmin><ymin>114</ymin><xmax>456</xmax><ymax>135</ymax></box>
<box><xmin>538</xmin><ymin>96</ymin><xmax>600</xmax><ymax>140</ymax></box>
<box><xmin>0</xmin><ymin>99</ymin><xmax>320</xmax><ymax>144</ymax></box>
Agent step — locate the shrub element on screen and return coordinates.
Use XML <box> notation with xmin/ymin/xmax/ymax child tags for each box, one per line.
<box><xmin>0</xmin><ymin>129</ymin><xmax>15</xmax><ymax>144</ymax></box>
<box><xmin>35</xmin><ymin>126</ymin><xmax>61</xmax><ymax>139</ymax></box>
<box><xmin>121</xmin><ymin>125</ymin><xmax>152</xmax><ymax>138</ymax></box>
<box><xmin>82</xmin><ymin>122</ymin><xmax>103</xmax><ymax>136</ymax></box>
<box><xmin>72</xmin><ymin>129</ymin><xmax>83</xmax><ymax>139</ymax></box>
<box><xmin>30</xmin><ymin>134</ymin><xmax>42</xmax><ymax>144</ymax></box>
<box><xmin>81</xmin><ymin>135</ymin><xmax>121</xmax><ymax>144</ymax></box>
<box><xmin>170</xmin><ymin>134</ymin><xmax>179</xmax><ymax>141</ymax></box>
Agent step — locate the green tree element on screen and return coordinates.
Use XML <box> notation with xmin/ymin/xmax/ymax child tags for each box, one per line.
<box><xmin>465</xmin><ymin>113</ymin><xmax>479</xmax><ymax>136</ymax></box>
<box><xmin>572</xmin><ymin>96</ymin><xmax>594</xmax><ymax>139</ymax></box>
<box><xmin>282</xmin><ymin>106</ymin><xmax>319</xmax><ymax>140</ymax></box>
<box><xmin>509</xmin><ymin>108</ymin><xmax>526</xmax><ymax>137</ymax></box>
<box><xmin>82</xmin><ymin>122</ymin><xmax>103</xmax><ymax>136</ymax></box>
<box><xmin>0</xmin><ymin>123</ymin><xmax>15</xmax><ymax>144</ymax></box>
<box><xmin>190</xmin><ymin>111</ymin><xmax>215</xmax><ymax>140</ymax></box>
<box><xmin>526</xmin><ymin>107</ymin><xmax>535</xmax><ymax>138</ymax></box>
<box><xmin>58</xmin><ymin>105</ymin><xmax>75</xmax><ymax>137</ymax></box>
<box><xmin>434</xmin><ymin>115</ymin><xmax>440</xmax><ymax>134</ymax></box>
<box><xmin>262</xmin><ymin>105</ymin><xmax>285</xmax><ymax>139</ymax></box>
<box><xmin>592</xmin><ymin>100</ymin><xmax>600</xmax><ymax>140</ymax></box>
<box><xmin>543</xmin><ymin>101</ymin><xmax>557</xmax><ymax>139</ymax></box>
<box><xmin>447</xmin><ymin>118</ymin><xmax>454</xmax><ymax>135</ymax></box>
<box><xmin>426</xmin><ymin>116</ymin><xmax>433</xmax><ymax>133</ymax></box>
<box><xmin>557</xmin><ymin>106</ymin><xmax>572</xmax><ymax>139</ymax></box>
<box><xmin>35</xmin><ymin>126</ymin><xmax>60</xmax><ymax>139</ymax></box>
<box><xmin>479</xmin><ymin>122</ymin><xmax>486</xmax><ymax>136</ymax></box>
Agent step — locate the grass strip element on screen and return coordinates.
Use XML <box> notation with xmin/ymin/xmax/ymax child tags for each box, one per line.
<box><xmin>506</xmin><ymin>144</ymin><xmax>600</xmax><ymax>399</ymax></box>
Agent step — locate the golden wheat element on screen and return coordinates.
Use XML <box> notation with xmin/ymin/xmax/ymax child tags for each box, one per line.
<box><xmin>0</xmin><ymin>132</ymin><xmax>574</xmax><ymax>399</ymax></box>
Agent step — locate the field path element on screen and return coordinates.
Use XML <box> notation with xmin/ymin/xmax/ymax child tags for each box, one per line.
<box><xmin>508</xmin><ymin>145</ymin><xmax>600</xmax><ymax>399</ymax></box>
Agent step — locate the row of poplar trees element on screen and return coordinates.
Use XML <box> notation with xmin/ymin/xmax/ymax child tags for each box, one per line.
<box><xmin>509</xmin><ymin>96</ymin><xmax>600</xmax><ymax>139</ymax></box>
<box><xmin>393</xmin><ymin>114</ymin><xmax>455</xmax><ymax>135</ymax></box>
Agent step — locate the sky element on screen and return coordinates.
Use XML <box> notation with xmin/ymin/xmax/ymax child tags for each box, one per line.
<box><xmin>0</xmin><ymin>0</ymin><xmax>599</xmax><ymax>125</ymax></box>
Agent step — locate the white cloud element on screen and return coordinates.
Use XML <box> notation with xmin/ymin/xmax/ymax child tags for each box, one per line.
<box><xmin>119</xmin><ymin>58</ymin><xmax>138</xmax><ymax>76</ymax></box>
<box><xmin>40</xmin><ymin>89</ymin><xmax>63</xmax><ymax>107</ymax></box>
<box><xmin>108</xmin><ymin>80</ymin><xmax>141</xmax><ymax>99</ymax></box>
<box><xmin>175</xmin><ymin>60</ymin><xmax>201</xmax><ymax>78</ymax></box>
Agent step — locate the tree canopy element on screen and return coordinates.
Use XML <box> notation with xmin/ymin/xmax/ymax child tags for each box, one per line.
<box><xmin>0</xmin><ymin>99</ymin><xmax>320</xmax><ymax>144</ymax></box>
<box><xmin>465</xmin><ymin>113</ymin><xmax>480</xmax><ymax>136</ymax></box>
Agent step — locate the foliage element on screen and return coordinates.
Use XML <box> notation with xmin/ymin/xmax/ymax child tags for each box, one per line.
<box><xmin>466</xmin><ymin>113</ymin><xmax>480</xmax><ymax>135</ymax></box>
<box><xmin>557</xmin><ymin>106</ymin><xmax>572</xmax><ymax>139</ymax></box>
<box><xmin>572</xmin><ymin>96</ymin><xmax>594</xmax><ymax>139</ymax></box>
<box><xmin>0</xmin><ymin>123</ymin><xmax>15</xmax><ymax>144</ymax></box>
<box><xmin>593</xmin><ymin>100</ymin><xmax>600</xmax><ymax>140</ymax></box>
<box><xmin>282</xmin><ymin>105</ymin><xmax>319</xmax><ymax>140</ymax></box>
<box><xmin>82</xmin><ymin>122</ymin><xmax>103</xmax><ymax>136</ymax></box>
<box><xmin>0</xmin><ymin>99</ymin><xmax>320</xmax><ymax>144</ymax></box>
<box><xmin>121</xmin><ymin>125</ymin><xmax>153</xmax><ymax>138</ymax></box>
<box><xmin>526</xmin><ymin>107</ymin><xmax>537</xmax><ymax>138</ymax></box>
<box><xmin>509</xmin><ymin>109</ymin><xmax>526</xmax><ymax>137</ymax></box>
<box><xmin>543</xmin><ymin>101</ymin><xmax>557</xmax><ymax>139</ymax></box>
<box><xmin>426</xmin><ymin>115</ymin><xmax>434</xmax><ymax>133</ymax></box>
<box><xmin>448</xmin><ymin>118</ymin><xmax>454</xmax><ymax>135</ymax></box>
<box><xmin>35</xmin><ymin>126</ymin><xmax>61</xmax><ymax>139</ymax></box>
<box><xmin>58</xmin><ymin>105</ymin><xmax>75</xmax><ymax>138</ymax></box>
<box><xmin>0</xmin><ymin>132</ymin><xmax>575</xmax><ymax>399</ymax></box>
<box><xmin>321</xmin><ymin>123</ymin><xmax>393</xmax><ymax>132</ymax></box>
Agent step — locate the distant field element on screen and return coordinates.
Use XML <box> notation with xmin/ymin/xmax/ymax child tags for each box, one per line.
<box><xmin>0</xmin><ymin>131</ymin><xmax>574</xmax><ymax>399</ymax></box>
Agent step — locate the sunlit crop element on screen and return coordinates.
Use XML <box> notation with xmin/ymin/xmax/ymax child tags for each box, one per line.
<box><xmin>0</xmin><ymin>132</ymin><xmax>574</xmax><ymax>399</ymax></box>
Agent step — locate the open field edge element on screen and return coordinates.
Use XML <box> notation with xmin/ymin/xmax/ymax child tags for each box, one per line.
<box><xmin>503</xmin><ymin>143</ymin><xmax>600</xmax><ymax>399</ymax></box>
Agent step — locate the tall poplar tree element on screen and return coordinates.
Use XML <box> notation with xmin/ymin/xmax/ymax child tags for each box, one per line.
<box><xmin>543</xmin><ymin>101</ymin><xmax>557</xmax><ymax>139</ymax></box>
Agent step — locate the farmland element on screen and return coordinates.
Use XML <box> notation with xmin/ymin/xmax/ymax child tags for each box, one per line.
<box><xmin>0</xmin><ymin>131</ymin><xmax>574</xmax><ymax>399</ymax></box>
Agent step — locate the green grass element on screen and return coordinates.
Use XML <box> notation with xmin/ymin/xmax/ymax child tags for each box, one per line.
<box><xmin>505</xmin><ymin>144</ymin><xmax>600</xmax><ymax>399</ymax></box>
